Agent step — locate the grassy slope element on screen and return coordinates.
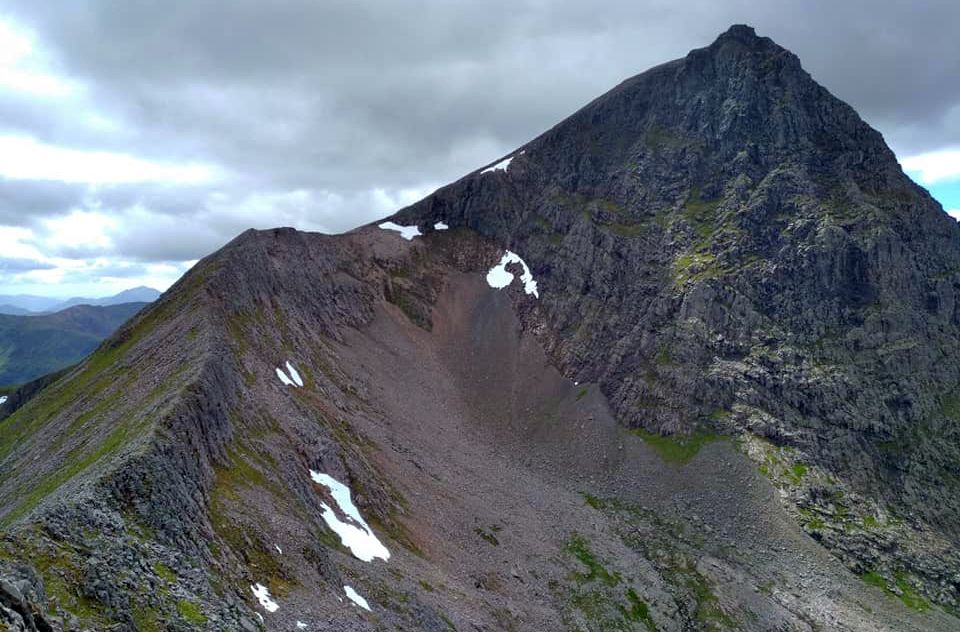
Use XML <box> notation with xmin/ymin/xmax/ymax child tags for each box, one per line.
<box><xmin>0</xmin><ymin>272</ymin><xmax>203</xmax><ymax>526</ymax></box>
<box><xmin>0</xmin><ymin>302</ymin><xmax>148</xmax><ymax>387</ymax></box>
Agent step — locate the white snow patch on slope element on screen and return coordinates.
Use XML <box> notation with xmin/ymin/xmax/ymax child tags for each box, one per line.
<box><xmin>276</xmin><ymin>367</ymin><xmax>295</xmax><ymax>387</ymax></box>
<box><xmin>251</xmin><ymin>583</ymin><xmax>279</xmax><ymax>612</ymax></box>
<box><xmin>378</xmin><ymin>221</ymin><xmax>421</xmax><ymax>240</ymax></box>
<box><xmin>276</xmin><ymin>362</ymin><xmax>304</xmax><ymax>388</ymax></box>
<box><xmin>481</xmin><ymin>156</ymin><xmax>513</xmax><ymax>174</ymax></box>
<box><xmin>296</xmin><ymin>622</ymin><xmax>307</xmax><ymax>629</ymax></box>
<box><xmin>274</xmin><ymin>544</ymin><xmax>282</xmax><ymax>554</ymax></box>
<box><xmin>481</xmin><ymin>150</ymin><xmax>524</xmax><ymax>175</ymax></box>
<box><xmin>0</xmin><ymin>396</ymin><xmax>6</xmax><ymax>405</ymax></box>
<box><xmin>485</xmin><ymin>250</ymin><xmax>539</xmax><ymax>298</ymax></box>
<box><xmin>344</xmin><ymin>585</ymin><xmax>371</xmax><ymax>611</ymax></box>
<box><xmin>285</xmin><ymin>361</ymin><xmax>304</xmax><ymax>387</ymax></box>
<box><xmin>310</xmin><ymin>471</ymin><xmax>391</xmax><ymax>562</ymax></box>
<box><xmin>434</xmin><ymin>221</ymin><xmax>449</xmax><ymax>230</ymax></box>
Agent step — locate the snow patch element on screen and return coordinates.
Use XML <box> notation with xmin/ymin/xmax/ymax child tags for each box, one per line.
<box><xmin>434</xmin><ymin>221</ymin><xmax>449</xmax><ymax>230</ymax></box>
<box><xmin>276</xmin><ymin>362</ymin><xmax>303</xmax><ymax>388</ymax></box>
<box><xmin>251</xmin><ymin>583</ymin><xmax>279</xmax><ymax>613</ymax></box>
<box><xmin>485</xmin><ymin>250</ymin><xmax>539</xmax><ymax>298</ymax></box>
<box><xmin>274</xmin><ymin>544</ymin><xmax>282</xmax><ymax>554</ymax></box>
<box><xmin>481</xmin><ymin>150</ymin><xmax>524</xmax><ymax>175</ymax></box>
<box><xmin>344</xmin><ymin>585</ymin><xmax>371</xmax><ymax>611</ymax></box>
<box><xmin>0</xmin><ymin>396</ymin><xmax>6</xmax><ymax>405</ymax></box>
<box><xmin>378</xmin><ymin>221</ymin><xmax>421</xmax><ymax>240</ymax></box>
<box><xmin>276</xmin><ymin>367</ymin><xmax>295</xmax><ymax>387</ymax></box>
<box><xmin>256</xmin><ymin>612</ymin><xmax>264</xmax><ymax>624</ymax></box>
<box><xmin>285</xmin><ymin>361</ymin><xmax>304</xmax><ymax>387</ymax></box>
<box><xmin>310</xmin><ymin>471</ymin><xmax>391</xmax><ymax>562</ymax></box>
<box><xmin>296</xmin><ymin>622</ymin><xmax>307</xmax><ymax>629</ymax></box>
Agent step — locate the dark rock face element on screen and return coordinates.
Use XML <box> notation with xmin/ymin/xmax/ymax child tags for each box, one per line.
<box><xmin>0</xmin><ymin>563</ymin><xmax>53</xmax><ymax>631</ymax></box>
<box><xmin>392</xmin><ymin>24</ymin><xmax>960</xmax><ymax>609</ymax></box>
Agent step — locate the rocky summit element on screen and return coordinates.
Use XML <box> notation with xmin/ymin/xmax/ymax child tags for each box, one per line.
<box><xmin>1</xmin><ymin>24</ymin><xmax>959</xmax><ymax>632</ymax></box>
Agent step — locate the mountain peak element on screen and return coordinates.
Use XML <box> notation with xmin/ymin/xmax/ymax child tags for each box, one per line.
<box><xmin>713</xmin><ymin>23</ymin><xmax>765</xmax><ymax>47</ymax></box>
<box><xmin>690</xmin><ymin>23</ymin><xmax>799</xmax><ymax>74</ymax></box>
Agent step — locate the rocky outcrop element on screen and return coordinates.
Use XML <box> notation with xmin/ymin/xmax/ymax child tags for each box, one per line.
<box><xmin>0</xmin><ymin>563</ymin><xmax>53</xmax><ymax>631</ymax></box>
<box><xmin>392</xmin><ymin>24</ymin><xmax>960</xmax><ymax>609</ymax></box>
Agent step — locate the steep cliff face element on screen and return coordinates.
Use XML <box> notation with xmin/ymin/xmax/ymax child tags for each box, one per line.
<box><xmin>392</xmin><ymin>24</ymin><xmax>960</xmax><ymax>608</ymax></box>
<box><xmin>1</xmin><ymin>24</ymin><xmax>959</xmax><ymax>632</ymax></box>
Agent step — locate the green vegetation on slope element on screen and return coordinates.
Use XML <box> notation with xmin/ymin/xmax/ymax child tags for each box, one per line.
<box><xmin>0</xmin><ymin>302</ymin><xmax>147</xmax><ymax>386</ymax></box>
<box><xmin>0</xmin><ymin>269</ymin><xmax>205</xmax><ymax>525</ymax></box>
<box><xmin>629</xmin><ymin>428</ymin><xmax>721</xmax><ymax>465</ymax></box>
<box><xmin>557</xmin><ymin>532</ymin><xmax>658</xmax><ymax>631</ymax></box>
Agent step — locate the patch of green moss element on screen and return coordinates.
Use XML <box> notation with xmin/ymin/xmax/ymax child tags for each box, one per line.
<box><xmin>681</xmin><ymin>188</ymin><xmax>722</xmax><ymax>241</ymax></box>
<box><xmin>474</xmin><ymin>526</ymin><xmax>500</xmax><ymax>546</ymax></box>
<box><xmin>862</xmin><ymin>515</ymin><xmax>879</xmax><ymax>529</ymax></box>
<box><xmin>132</xmin><ymin>604</ymin><xmax>162</xmax><ymax>632</ymax></box>
<box><xmin>154</xmin><ymin>562</ymin><xmax>176</xmax><ymax>583</ymax></box>
<box><xmin>566</xmin><ymin>533</ymin><xmax>620</xmax><ymax>587</ymax></box>
<box><xmin>177</xmin><ymin>599</ymin><xmax>208</xmax><ymax>625</ymax></box>
<box><xmin>629</xmin><ymin>428</ymin><xmax>721</xmax><ymax>465</ymax></box>
<box><xmin>673</xmin><ymin>252</ymin><xmax>719</xmax><ymax>285</ymax></box>
<box><xmin>807</xmin><ymin>517</ymin><xmax>826</xmax><ymax>530</ymax></box>
<box><xmin>576</xmin><ymin>386</ymin><xmax>590</xmax><ymax>401</ymax></box>
<box><xmin>583</xmin><ymin>494</ymin><xmax>604</xmax><ymax>511</ymax></box>
<box><xmin>861</xmin><ymin>567</ymin><xmax>929</xmax><ymax>612</ymax></box>
<box><xmin>862</xmin><ymin>571</ymin><xmax>889</xmax><ymax>591</ymax></box>
<box><xmin>895</xmin><ymin>573</ymin><xmax>929</xmax><ymax>612</ymax></box>
<box><xmin>787</xmin><ymin>463</ymin><xmax>808</xmax><ymax>484</ymax></box>
<box><xmin>623</xmin><ymin>587</ymin><xmax>658</xmax><ymax>631</ymax></box>
<box><xmin>683</xmin><ymin>566</ymin><xmax>735</xmax><ymax>627</ymax></box>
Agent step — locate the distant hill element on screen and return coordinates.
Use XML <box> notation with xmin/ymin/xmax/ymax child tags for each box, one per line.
<box><xmin>0</xmin><ymin>302</ymin><xmax>147</xmax><ymax>386</ymax></box>
<box><xmin>0</xmin><ymin>295</ymin><xmax>61</xmax><ymax>314</ymax></box>
<box><xmin>0</xmin><ymin>286</ymin><xmax>161</xmax><ymax>315</ymax></box>
<box><xmin>0</xmin><ymin>305</ymin><xmax>35</xmax><ymax>316</ymax></box>
<box><xmin>54</xmin><ymin>286</ymin><xmax>161</xmax><ymax>310</ymax></box>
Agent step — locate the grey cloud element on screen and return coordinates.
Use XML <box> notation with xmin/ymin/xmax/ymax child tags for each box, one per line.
<box><xmin>0</xmin><ymin>257</ymin><xmax>54</xmax><ymax>272</ymax></box>
<box><xmin>0</xmin><ymin>0</ymin><xmax>958</xmax><ymax>290</ymax></box>
<box><xmin>0</xmin><ymin>179</ymin><xmax>86</xmax><ymax>224</ymax></box>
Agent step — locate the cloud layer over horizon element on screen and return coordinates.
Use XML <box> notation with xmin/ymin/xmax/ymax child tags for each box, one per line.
<box><xmin>0</xmin><ymin>0</ymin><xmax>958</xmax><ymax>296</ymax></box>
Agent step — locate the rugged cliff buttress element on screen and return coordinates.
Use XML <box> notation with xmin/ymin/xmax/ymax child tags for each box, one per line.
<box><xmin>1</xmin><ymin>24</ymin><xmax>959</xmax><ymax>632</ymax></box>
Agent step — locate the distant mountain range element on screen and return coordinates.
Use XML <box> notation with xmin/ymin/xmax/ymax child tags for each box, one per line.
<box><xmin>0</xmin><ymin>286</ymin><xmax>161</xmax><ymax>316</ymax></box>
<box><xmin>0</xmin><ymin>302</ymin><xmax>148</xmax><ymax>386</ymax></box>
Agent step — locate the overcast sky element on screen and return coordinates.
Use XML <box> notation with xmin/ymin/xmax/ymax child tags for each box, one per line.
<box><xmin>0</xmin><ymin>0</ymin><xmax>958</xmax><ymax>297</ymax></box>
